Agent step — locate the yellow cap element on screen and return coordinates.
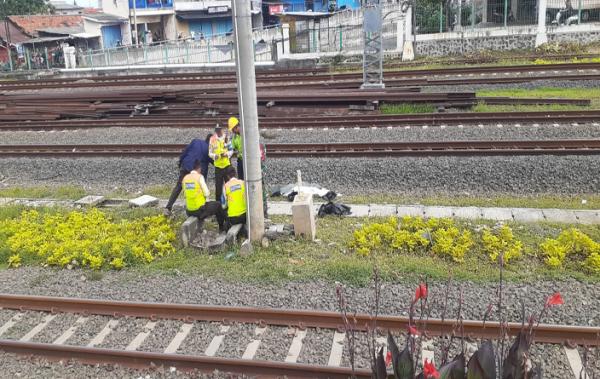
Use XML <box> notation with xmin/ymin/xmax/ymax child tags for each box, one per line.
<box><xmin>228</xmin><ymin>117</ymin><xmax>239</xmax><ymax>131</ymax></box>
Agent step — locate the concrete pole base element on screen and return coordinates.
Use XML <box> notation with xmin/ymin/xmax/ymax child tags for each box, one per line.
<box><xmin>402</xmin><ymin>41</ymin><xmax>415</xmax><ymax>61</ymax></box>
<box><xmin>535</xmin><ymin>32</ymin><xmax>548</xmax><ymax>47</ymax></box>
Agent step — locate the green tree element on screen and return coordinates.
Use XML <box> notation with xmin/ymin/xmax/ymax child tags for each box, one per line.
<box><xmin>1</xmin><ymin>0</ymin><xmax>52</xmax><ymax>20</ymax></box>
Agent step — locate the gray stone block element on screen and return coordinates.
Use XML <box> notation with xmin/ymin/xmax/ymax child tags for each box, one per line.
<box><xmin>181</xmin><ymin>217</ymin><xmax>199</xmax><ymax>248</ymax></box>
<box><xmin>542</xmin><ymin>209</ymin><xmax>579</xmax><ymax>224</ymax></box>
<box><xmin>452</xmin><ymin>207</ymin><xmax>482</xmax><ymax>220</ymax></box>
<box><xmin>208</xmin><ymin>234</ymin><xmax>227</xmax><ymax>251</ymax></box>
<box><xmin>424</xmin><ymin>206</ymin><xmax>454</xmax><ymax>219</ymax></box>
<box><xmin>369</xmin><ymin>204</ymin><xmax>397</xmax><ymax>217</ymax></box>
<box><xmin>480</xmin><ymin>207</ymin><xmax>514</xmax><ymax>221</ymax></box>
<box><xmin>226</xmin><ymin>224</ymin><xmax>244</xmax><ymax>244</ymax></box>
<box><xmin>0</xmin><ymin>198</ymin><xmax>14</xmax><ymax>205</ymax></box>
<box><xmin>350</xmin><ymin>204</ymin><xmax>370</xmax><ymax>217</ymax></box>
<box><xmin>129</xmin><ymin>195</ymin><xmax>159</xmax><ymax>208</ymax></box>
<box><xmin>573</xmin><ymin>210</ymin><xmax>600</xmax><ymax>225</ymax></box>
<box><xmin>512</xmin><ymin>208</ymin><xmax>545</xmax><ymax>223</ymax></box>
<box><xmin>397</xmin><ymin>205</ymin><xmax>425</xmax><ymax>218</ymax></box>
<box><xmin>75</xmin><ymin>195</ymin><xmax>105</xmax><ymax>207</ymax></box>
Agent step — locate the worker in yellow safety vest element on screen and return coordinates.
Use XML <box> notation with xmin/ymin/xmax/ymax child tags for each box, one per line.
<box><xmin>183</xmin><ymin>160</ymin><xmax>226</xmax><ymax>232</ymax></box>
<box><xmin>209</xmin><ymin>124</ymin><xmax>233</xmax><ymax>205</ymax></box>
<box><xmin>221</xmin><ymin>166</ymin><xmax>247</xmax><ymax>230</ymax></box>
<box><xmin>228</xmin><ymin>116</ymin><xmax>245</xmax><ymax>180</ymax></box>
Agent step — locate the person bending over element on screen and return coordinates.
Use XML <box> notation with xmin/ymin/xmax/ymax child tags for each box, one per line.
<box><xmin>164</xmin><ymin>133</ymin><xmax>213</xmax><ymax>216</ymax></box>
<box><xmin>183</xmin><ymin>160</ymin><xmax>225</xmax><ymax>232</ymax></box>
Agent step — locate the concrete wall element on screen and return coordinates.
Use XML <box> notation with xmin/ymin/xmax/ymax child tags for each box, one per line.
<box><xmin>100</xmin><ymin>0</ymin><xmax>129</xmax><ymax>18</ymax></box>
<box><xmin>415</xmin><ymin>23</ymin><xmax>600</xmax><ymax>56</ymax></box>
<box><xmin>164</xmin><ymin>14</ymin><xmax>177</xmax><ymax>40</ymax></box>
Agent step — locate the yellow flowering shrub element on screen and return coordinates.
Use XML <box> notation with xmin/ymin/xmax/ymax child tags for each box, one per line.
<box><xmin>349</xmin><ymin>216</ymin><xmax>473</xmax><ymax>261</ymax></box>
<box><xmin>0</xmin><ymin>209</ymin><xmax>176</xmax><ymax>270</ymax></box>
<box><xmin>540</xmin><ymin>228</ymin><xmax>600</xmax><ymax>272</ymax></box>
<box><xmin>431</xmin><ymin>227</ymin><xmax>474</xmax><ymax>263</ymax></box>
<box><xmin>482</xmin><ymin>225</ymin><xmax>523</xmax><ymax>264</ymax></box>
<box><xmin>7</xmin><ymin>254</ymin><xmax>21</xmax><ymax>268</ymax></box>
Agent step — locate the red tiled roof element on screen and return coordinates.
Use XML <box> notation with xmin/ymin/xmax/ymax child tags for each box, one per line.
<box><xmin>7</xmin><ymin>15</ymin><xmax>83</xmax><ymax>37</ymax></box>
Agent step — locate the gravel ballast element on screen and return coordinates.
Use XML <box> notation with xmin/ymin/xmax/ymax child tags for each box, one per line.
<box><xmin>0</xmin><ymin>267</ymin><xmax>597</xmax><ymax>327</ymax></box>
<box><xmin>0</xmin><ymin>154</ymin><xmax>598</xmax><ymax>196</ymax></box>
<box><xmin>0</xmin><ymin>268</ymin><xmax>598</xmax><ymax>376</ymax></box>
<box><xmin>1</xmin><ymin>123</ymin><xmax>599</xmax><ymax>145</ymax></box>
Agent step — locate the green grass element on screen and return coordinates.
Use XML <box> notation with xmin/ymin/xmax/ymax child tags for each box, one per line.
<box><xmin>477</xmin><ymin>87</ymin><xmax>600</xmax><ymax>110</ymax></box>
<box><xmin>1</xmin><ymin>206</ymin><xmax>599</xmax><ymax>285</ymax></box>
<box><xmin>0</xmin><ymin>185</ymin><xmax>86</xmax><ymax>200</ymax></box>
<box><xmin>139</xmin><ymin>215</ymin><xmax>600</xmax><ymax>285</ymax></box>
<box><xmin>336</xmin><ymin>193</ymin><xmax>600</xmax><ymax>210</ymax></box>
<box><xmin>380</xmin><ymin>87</ymin><xmax>600</xmax><ymax>115</ymax></box>
<box><xmin>472</xmin><ymin>103</ymin><xmax>589</xmax><ymax>113</ymax></box>
<box><xmin>380</xmin><ymin>103</ymin><xmax>436</xmax><ymax>114</ymax></box>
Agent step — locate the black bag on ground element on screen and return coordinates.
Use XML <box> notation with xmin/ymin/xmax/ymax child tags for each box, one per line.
<box><xmin>318</xmin><ymin>202</ymin><xmax>351</xmax><ymax>217</ymax></box>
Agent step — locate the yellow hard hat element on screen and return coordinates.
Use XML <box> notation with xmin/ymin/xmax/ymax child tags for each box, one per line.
<box><xmin>228</xmin><ymin>117</ymin><xmax>239</xmax><ymax>131</ymax></box>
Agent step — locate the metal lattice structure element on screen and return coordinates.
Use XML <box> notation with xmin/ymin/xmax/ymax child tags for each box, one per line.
<box><xmin>361</xmin><ymin>0</ymin><xmax>384</xmax><ymax>89</ymax></box>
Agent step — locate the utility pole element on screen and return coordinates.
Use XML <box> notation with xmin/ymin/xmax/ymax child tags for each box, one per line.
<box><xmin>132</xmin><ymin>0</ymin><xmax>139</xmax><ymax>46</ymax></box>
<box><xmin>361</xmin><ymin>0</ymin><xmax>384</xmax><ymax>89</ymax></box>
<box><xmin>232</xmin><ymin>0</ymin><xmax>265</xmax><ymax>242</ymax></box>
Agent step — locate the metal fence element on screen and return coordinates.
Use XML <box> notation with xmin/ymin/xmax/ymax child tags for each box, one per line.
<box><xmin>289</xmin><ymin>2</ymin><xmax>402</xmax><ymax>53</ymax></box>
<box><xmin>416</xmin><ymin>0</ymin><xmax>539</xmax><ymax>34</ymax></box>
<box><xmin>74</xmin><ymin>38</ymin><xmax>274</xmax><ymax>68</ymax></box>
<box><xmin>547</xmin><ymin>0</ymin><xmax>600</xmax><ymax>25</ymax></box>
<box><xmin>1</xmin><ymin>47</ymin><xmax>65</xmax><ymax>72</ymax></box>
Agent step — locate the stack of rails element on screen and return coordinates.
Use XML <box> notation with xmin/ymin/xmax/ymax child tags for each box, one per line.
<box><xmin>0</xmin><ymin>88</ymin><xmax>478</xmax><ymax>122</ymax></box>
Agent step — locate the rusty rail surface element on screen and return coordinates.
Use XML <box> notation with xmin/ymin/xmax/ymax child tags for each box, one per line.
<box><xmin>0</xmin><ymin>294</ymin><xmax>599</xmax><ymax>346</ymax></box>
<box><xmin>1</xmin><ymin>62</ymin><xmax>600</xmax><ymax>91</ymax></box>
<box><xmin>0</xmin><ymin>140</ymin><xmax>598</xmax><ymax>158</ymax></box>
<box><xmin>0</xmin><ymin>340</ymin><xmax>371</xmax><ymax>378</ymax></box>
<box><xmin>1</xmin><ymin>110</ymin><xmax>598</xmax><ymax>131</ymax></box>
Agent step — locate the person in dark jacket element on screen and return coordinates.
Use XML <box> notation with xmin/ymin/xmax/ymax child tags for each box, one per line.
<box><xmin>164</xmin><ymin>134</ymin><xmax>213</xmax><ymax>216</ymax></box>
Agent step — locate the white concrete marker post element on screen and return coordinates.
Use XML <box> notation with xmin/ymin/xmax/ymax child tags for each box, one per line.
<box><xmin>535</xmin><ymin>0</ymin><xmax>548</xmax><ymax>47</ymax></box>
<box><xmin>402</xmin><ymin>6</ymin><xmax>415</xmax><ymax>61</ymax></box>
<box><xmin>232</xmin><ymin>0</ymin><xmax>265</xmax><ymax>243</ymax></box>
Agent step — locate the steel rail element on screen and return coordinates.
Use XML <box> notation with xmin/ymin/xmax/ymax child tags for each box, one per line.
<box><xmin>0</xmin><ymin>340</ymin><xmax>371</xmax><ymax>378</ymax></box>
<box><xmin>0</xmin><ymin>140</ymin><xmax>598</xmax><ymax>158</ymax></box>
<box><xmin>1</xmin><ymin>111</ymin><xmax>600</xmax><ymax>131</ymax></box>
<box><xmin>1</xmin><ymin>62</ymin><xmax>600</xmax><ymax>91</ymax></box>
<box><xmin>0</xmin><ymin>294</ymin><xmax>599</xmax><ymax>346</ymax></box>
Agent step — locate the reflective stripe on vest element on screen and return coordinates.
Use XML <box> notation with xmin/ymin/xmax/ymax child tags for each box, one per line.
<box><xmin>183</xmin><ymin>175</ymin><xmax>206</xmax><ymax>211</ymax></box>
<box><xmin>225</xmin><ymin>179</ymin><xmax>246</xmax><ymax>217</ymax></box>
<box><xmin>213</xmin><ymin>138</ymin><xmax>230</xmax><ymax>169</ymax></box>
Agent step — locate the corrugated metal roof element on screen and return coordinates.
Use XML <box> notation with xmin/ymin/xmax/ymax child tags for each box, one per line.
<box><xmin>0</xmin><ymin>19</ymin><xmax>31</xmax><ymax>44</ymax></box>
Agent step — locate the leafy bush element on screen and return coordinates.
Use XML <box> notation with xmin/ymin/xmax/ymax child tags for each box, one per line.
<box><xmin>0</xmin><ymin>209</ymin><xmax>177</xmax><ymax>270</ymax></box>
<box><xmin>431</xmin><ymin>227</ymin><xmax>473</xmax><ymax>263</ymax></box>
<box><xmin>540</xmin><ymin>228</ymin><xmax>600</xmax><ymax>272</ymax></box>
<box><xmin>349</xmin><ymin>216</ymin><xmax>473</xmax><ymax>261</ymax></box>
<box><xmin>481</xmin><ymin>225</ymin><xmax>523</xmax><ymax>264</ymax></box>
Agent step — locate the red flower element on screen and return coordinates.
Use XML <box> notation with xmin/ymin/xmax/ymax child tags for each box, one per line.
<box><xmin>407</xmin><ymin>325</ymin><xmax>420</xmax><ymax>336</ymax></box>
<box><xmin>385</xmin><ymin>350</ymin><xmax>392</xmax><ymax>367</ymax></box>
<box><xmin>414</xmin><ymin>283</ymin><xmax>428</xmax><ymax>302</ymax></box>
<box><xmin>423</xmin><ymin>358</ymin><xmax>440</xmax><ymax>379</ymax></box>
<box><xmin>546</xmin><ymin>292</ymin><xmax>564</xmax><ymax>307</ymax></box>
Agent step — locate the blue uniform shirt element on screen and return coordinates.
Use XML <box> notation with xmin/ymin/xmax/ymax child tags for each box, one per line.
<box><xmin>180</xmin><ymin>139</ymin><xmax>211</xmax><ymax>174</ymax></box>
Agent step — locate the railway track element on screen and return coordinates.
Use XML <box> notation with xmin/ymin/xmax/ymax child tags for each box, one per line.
<box><xmin>0</xmin><ymin>294</ymin><xmax>597</xmax><ymax>377</ymax></box>
<box><xmin>1</xmin><ymin>110</ymin><xmax>599</xmax><ymax>131</ymax></box>
<box><xmin>1</xmin><ymin>62</ymin><xmax>600</xmax><ymax>91</ymax></box>
<box><xmin>0</xmin><ymin>140</ymin><xmax>598</xmax><ymax>158</ymax></box>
